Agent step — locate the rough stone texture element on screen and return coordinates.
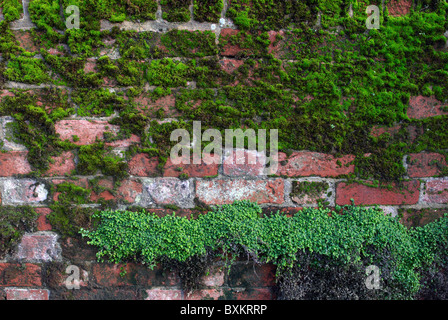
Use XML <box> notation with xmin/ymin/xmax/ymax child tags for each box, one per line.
<box><xmin>336</xmin><ymin>181</ymin><xmax>420</xmax><ymax>205</ymax></box>
<box><xmin>400</xmin><ymin>208</ymin><xmax>447</xmax><ymax>228</ymax></box>
<box><xmin>423</xmin><ymin>178</ymin><xmax>448</xmax><ymax>204</ymax></box>
<box><xmin>1</xmin><ymin>179</ymin><xmax>48</xmax><ymax>205</ymax></box>
<box><xmin>146</xmin><ymin>288</ymin><xmax>183</xmax><ymax>300</ymax></box>
<box><xmin>271</xmin><ymin>151</ymin><xmax>355</xmax><ymax>177</ymax></box>
<box><xmin>141</xmin><ymin>178</ymin><xmax>195</xmax><ymax>208</ymax></box>
<box><xmin>223</xmin><ymin>148</ymin><xmax>266</xmax><ymax>177</ymax></box>
<box><xmin>196</xmin><ymin>179</ymin><xmax>284</xmax><ymax>205</ymax></box>
<box><xmin>4</xmin><ymin>288</ymin><xmax>49</xmax><ymax>300</ymax></box>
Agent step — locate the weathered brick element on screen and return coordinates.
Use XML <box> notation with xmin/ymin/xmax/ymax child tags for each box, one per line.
<box><xmin>45</xmin><ymin>151</ymin><xmax>76</xmax><ymax>177</ymax></box>
<box><xmin>407</xmin><ymin>95</ymin><xmax>448</xmax><ymax>119</ymax></box>
<box><xmin>270</xmin><ymin>151</ymin><xmax>355</xmax><ymax>177</ymax></box>
<box><xmin>164</xmin><ymin>153</ymin><xmax>219</xmax><ymax>178</ymax></box>
<box><xmin>0</xmin><ymin>263</ymin><xmax>42</xmax><ymax>287</ymax></box>
<box><xmin>219</xmin><ymin>58</ymin><xmax>244</xmax><ymax>74</ymax></box>
<box><xmin>4</xmin><ymin>288</ymin><xmax>49</xmax><ymax>300</ymax></box>
<box><xmin>134</xmin><ymin>92</ymin><xmax>179</xmax><ymax>117</ymax></box>
<box><xmin>423</xmin><ymin>178</ymin><xmax>448</xmax><ymax>204</ymax></box>
<box><xmin>145</xmin><ymin>288</ymin><xmax>182</xmax><ymax>300</ymax></box>
<box><xmin>223</xmin><ymin>149</ymin><xmax>266</xmax><ymax>177</ymax></box>
<box><xmin>201</xmin><ymin>267</ymin><xmax>225</xmax><ymax>287</ymax></box>
<box><xmin>1</xmin><ymin>179</ymin><xmax>48</xmax><ymax>205</ymax></box>
<box><xmin>196</xmin><ymin>179</ymin><xmax>284</xmax><ymax>205</ymax></box>
<box><xmin>220</xmin><ymin>29</ymin><xmax>244</xmax><ymax>56</ymax></box>
<box><xmin>399</xmin><ymin>208</ymin><xmax>447</xmax><ymax>228</ymax></box>
<box><xmin>13</xmin><ymin>233</ymin><xmax>61</xmax><ymax>262</ymax></box>
<box><xmin>55</xmin><ymin>120</ymin><xmax>130</xmax><ymax>146</ymax></box>
<box><xmin>116</xmin><ymin>179</ymin><xmax>143</xmax><ymax>203</ymax></box>
<box><xmin>185</xmin><ymin>289</ymin><xmax>224</xmax><ymax>300</ymax></box>
<box><xmin>128</xmin><ymin>153</ymin><xmax>160</xmax><ymax>177</ymax></box>
<box><xmin>35</xmin><ymin>208</ymin><xmax>52</xmax><ymax>231</ymax></box>
<box><xmin>141</xmin><ymin>178</ymin><xmax>195</xmax><ymax>208</ymax></box>
<box><xmin>407</xmin><ymin>153</ymin><xmax>447</xmax><ymax>178</ymax></box>
<box><xmin>387</xmin><ymin>0</ymin><xmax>412</xmax><ymax>16</ymax></box>
<box><xmin>0</xmin><ymin>151</ymin><xmax>32</xmax><ymax>176</ymax></box>
<box><xmin>336</xmin><ymin>180</ymin><xmax>420</xmax><ymax>206</ymax></box>
<box><xmin>91</xmin><ymin>263</ymin><xmax>178</xmax><ymax>287</ymax></box>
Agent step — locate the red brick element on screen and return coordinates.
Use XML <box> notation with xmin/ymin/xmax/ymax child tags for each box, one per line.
<box><xmin>423</xmin><ymin>179</ymin><xmax>448</xmax><ymax>204</ymax></box>
<box><xmin>45</xmin><ymin>151</ymin><xmax>76</xmax><ymax>177</ymax></box>
<box><xmin>134</xmin><ymin>93</ymin><xmax>179</xmax><ymax>117</ymax></box>
<box><xmin>128</xmin><ymin>153</ymin><xmax>160</xmax><ymax>176</ymax></box>
<box><xmin>55</xmin><ymin>120</ymin><xmax>120</xmax><ymax>145</ymax></box>
<box><xmin>370</xmin><ymin>125</ymin><xmax>401</xmax><ymax>138</ymax></box>
<box><xmin>271</xmin><ymin>151</ymin><xmax>355</xmax><ymax>177</ymax></box>
<box><xmin>35</xmin><ymin>208</ymin><xmax>52</xmax><ymax>231</ymax></box>
<box><xmin>12</xmin><ymin>30</ymin><xmax>38</xmax><ymax>52</ymax></box>
<box><xmin>4</xmin><ymin>288</ymin><xmax>49</xmax><ymax>300</ymax></box>
<box><xmin>336</xmin><ymin>180</ymin><xmax>420</xmax><ymax>206</ymax></box>
<box><xmin>145</xmin><ymin>288</ymin><xmax>182</xmax><ymax>300</ymax></box>
<box><xmin>223</xmin><ymin>149</ymin><xmax>266</xmax><ymax>177</ymax></box>
<box><xmin>407</xmin><ymin>153</ymin><xmax>447</xmax><ymax>178</ymax></box>
<box><xmin>91</xmin><ymin>263</ymin><xmax>178</xmax><ymax>287</ymax></box>
<box><xmin>164</xmin><ymin>153</ymin><xmax>219</xmax><ymax>178</ymax></box>
<box><xmin>0</xmin><ymin>151</ymin><xmax>32</xmax><ymax>176</ymax></box>
<box><xmin>219</xmin><ymin>58</ymin><xmax>244</xmax><ymax>74</ymax></box>
<box><xmin>407</xmin><ymin>95</ymin><xmax>448</xmax><ymax>119</ymax></box>
<box><xmin>0</xmin><ymin>263</ymin><xmax>42</xmax><ymax>287</ymax></box>
<box><xmin>116</xmin><ymin>179</ymin><xmax>143</xmax><ymax>203</ymax></box>
<box><xmin>196</xmin><ymin>179</ymin><xmax>284</xmax><ymax>205</ymax></box>
<box><xmin>387</xmin><ymin>0</ymin><xmax>412</xmax><ymax>16</ymax></box>
<box><xmin>84</xmin><ymin>58</ymin><xmax>97</xmax><ymax>73</ymax></box>
<box><xmin>220</xmin><ymin>29</ymin><xmax>244</xmax><ymax>56</ymax></box>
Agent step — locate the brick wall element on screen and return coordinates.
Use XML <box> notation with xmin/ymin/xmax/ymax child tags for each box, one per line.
<box><xmin>0</xmin><ymin>0</ymin><xmax>447</xmax><ymax>300</ymax></box>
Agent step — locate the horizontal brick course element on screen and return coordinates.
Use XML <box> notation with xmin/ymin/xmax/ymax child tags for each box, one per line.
<box><xmin>336</xmin><ymin>180</ymin><xmax>420</xmax><ymax>206</ymax></box>
<box><xmin>271</xmin><ymin>152</ymin><xmax>355</xmax><ymax>177</ymax></box>
<box><xmin>196</xmin><ymin>179</ymin><xmax>284</xmax><ymax>205</ymax></box>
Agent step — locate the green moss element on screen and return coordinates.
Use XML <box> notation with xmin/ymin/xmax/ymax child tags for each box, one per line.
<box><xmin>291</xmin><ymin>181</ymin><xmax>329</xmax><ymax>198</ymax></box>
<box><xmin>1</xmin><ymin>0</ymin><xmax>23</xmax><ymax>22</ymax></box>
<box><xmin>0</xmin><ymin>89</ymin><xmax>74</xmax><ymax>173</ymax></box>
<box><xmin>160</xmin><ymin>0</ymin><xmax>191</xmax><ymax>22</ymax></box>
<box><xmin>226</xmin><ymin>0</ymin><xmax>318</xmax><ymax>31</ymax></box>
<box><xmin>5</xmin><ymin>55</ymin><xmax>52</xmax><ymax>85</ymax></box>
<box><xmin>0</xmin><ymin>206</ymin><xmax>39</xmax><ymax>258</ymax></box>
<box><xmin>71</xmin><ymin>88</ymin><xmax>126</xmax><ymax>117</ymax></box>
<box><xmin>77</xmin><ymin>142</ymin><xmax>129</xmax><ymax>180</ymax></box>
<box><xmin>193</xmin><ymin>0</ymin><xmax>223</xmax><ymax>23</ymax></box>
